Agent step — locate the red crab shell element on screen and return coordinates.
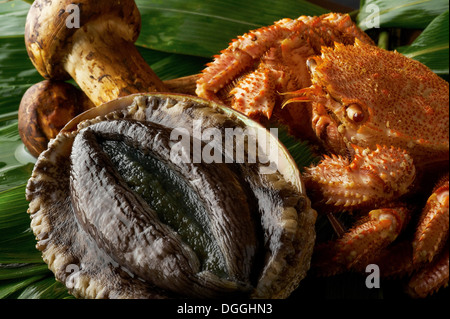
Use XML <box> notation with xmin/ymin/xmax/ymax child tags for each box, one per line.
<box><xmin>195</xmin><ymin>12</ymin><xmax>449</xmax><ymax>298</ymax></box>
<box><xmin>301</xmin><ymin>39</ymin><xmax>449</xmax><ymax>167</ymax></box>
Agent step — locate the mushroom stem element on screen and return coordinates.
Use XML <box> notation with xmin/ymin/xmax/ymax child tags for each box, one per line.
<box><xmin>65</xmin><ymin>23</ymin><xmax>167</xmax><ymax>105</ymax></box>
<box><xmin>18</xmin><ymin>74</ymin><xmax>200</xmax><ymax>158</ymax></box>
<box><xmin>164</xmin><ymin>74</ymin><xmax>200</xmax><ymax>96</ymax></box>
<box><xmin>25</xmin><ymin>0</ymin><xmax>167</xmax><ymax>107</ymax></box>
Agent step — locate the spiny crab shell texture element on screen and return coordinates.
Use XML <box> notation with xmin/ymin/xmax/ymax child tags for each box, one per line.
<box><xmin>305</xmin><ymin>40</ymin><xmax>449</xmax><ymax>164</ymax></box>
<box><xmin>195</xmin><ymin>10</ymin><xmax>449</xmax><ymax>298</ymax></box>
<box><xmin>299</xmin><ymin>39</ymin><xmax>449</xmax><ymax>212</ymax></box>
<box><xmin>195</xmin><ymin>12</ymin><xmax>374</xmax><ymax>132</ymax></box>
<box><xmin>25</xmin><ymin>93</ymin><xmax>317</xmax><ymax>299</ymax></box>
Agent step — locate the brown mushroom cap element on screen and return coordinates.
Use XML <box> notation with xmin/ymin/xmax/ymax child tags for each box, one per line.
<box><xmin>18</xmin><ymin>80</ymin><xmax>94</xmax><ymax>157</ymax></box>
<box><xmin>25</xmin><ymin>0</ymin><xmax>141</xmax><ymax>80</ymax></box>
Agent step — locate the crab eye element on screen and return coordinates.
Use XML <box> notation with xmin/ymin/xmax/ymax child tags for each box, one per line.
<box><xmin>306</xmin><ymin>58</ymin><xmax>317</xmax><ymax>72</ymax></box>
<box><xmin>346</xmin><ymin>104</ymin><xmax>364</xmax><ymax>123</ymax></box>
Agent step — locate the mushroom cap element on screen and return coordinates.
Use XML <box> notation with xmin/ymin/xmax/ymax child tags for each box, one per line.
<box><xmin>25</xmin><ymin>0</ymin><xmax>141</xmax><ymax>80</ymax></box>
<box><xmin>18</xmin><ymin>80</ymin><xmax>94</xmax><ymax>157</ymax></box>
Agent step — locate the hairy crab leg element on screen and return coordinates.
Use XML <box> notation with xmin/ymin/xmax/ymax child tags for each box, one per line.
<box><xmin>229</xmin><ymin>32</ymin><xmax>315</xmax><ymax>118</ymax></box>
<box><xmin>413</xmin><ymin>175</ymin><xmax>449</xmax><ymax>264</ymax></box>
<box><xmin>303</xmin><ymin>144</ymin><xmax>416</xmax><ymax>212</ymax></box>
<box><xmin>305</xmin><ymin>144</ymin><xmax>416</xmax><ymax>276</ymax></box>
<box><xmin>229</xmin><ymin>68</ymin><xmax>277</xmax><ymax>118</ymax></box>
<box><xmin>196</xmin><ymin>22</ymin><xmax>290</xmax><ymax>100</ymax></box>
<box><xmin>312</xmin><ymin>206</ymin><xmax>410</xmax><ymax>275</ymax></box>
<box><xmin>363</xmin><ymin>240</ymin><xmax>416</xmax><ymax>277</ymax></box>
<box><xmin>196</xmin><ymin>13</ymin><xmax>374</xmax><ymax>120</ymax></box>
<box><xmin>406</xmin><ymin>245</ymin><xmax>449</xmax><ymax>298</ymax></box>
<box><xmin>366</xmin><ymin>237</ymin><xmax>449</xmax><ymax>298</ymax></box>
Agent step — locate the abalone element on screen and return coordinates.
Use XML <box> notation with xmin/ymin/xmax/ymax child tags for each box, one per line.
<box><xmin>26</xmin><ymin>93</ymin><xmax>317</xmax><ymax>298</ymax></box>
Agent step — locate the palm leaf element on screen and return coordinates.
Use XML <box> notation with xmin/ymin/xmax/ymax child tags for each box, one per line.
<box><xmin>0</xmin><ymin>0</ymin><xmax>28</xmax><ymax>37</ymax></box>
<box><xmin>136</xmin><ymin>0</ymin><xmax>327</xmax><ymax>57</ymax></box>
<box><xmin>0</xmin><ymin>121</ymin><xmax>36</xmax><ymax>192</ymax></box>
<box><xmin>0</xmin><ymin>37</ymin><xmax>42</xmax><ymax>115</ymax></box>
<box><xmin>15</xmin><ymin>276</ymin><xmax>72</xmax><ymax>299</ymax></box>
<box><xmin>399</xmin><ymin>10</ymin><xmax>449</xmax><ymax>75</ymax></box>
<box><xmin>0</xmin><ymin>263</ymin><xmax>48</xmax><ymax>280</ymax></box>
<box><xmin>0</xmin><ymin>184</ymin><xmax>43</xmax><ymax>264</ymax></box>
<box><xmin>357</xmin><ymin>0</ymin><xmax>449</xmax><ymax>30</ymax></box>
<box><xmin>0</xmin><ymin>274</ymin><xmax>46</xmax><ymax>299</ymax></box>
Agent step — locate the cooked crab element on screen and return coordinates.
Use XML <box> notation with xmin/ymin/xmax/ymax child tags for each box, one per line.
<box><xmin>196</xmin><ymin>13</ymin><xmax>374</xmax><ymax>137</ymax></box>
<box><xmin>196</xmin><ymin>13</ymin><xmax>449</xmax><ymax>297</ymax></box>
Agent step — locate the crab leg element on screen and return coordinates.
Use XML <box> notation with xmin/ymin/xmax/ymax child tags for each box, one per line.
<box><xmin>413</xmin><ymin>175</ymin><xmax>449</xmax><ymax>264</ymax></box>
<box><xmin>303</xmin><ymin>144</ymin><xmax>416</xmax><ymax>211</ymax></box>
<box><xmin>406</xmin><ymin>246</ymin><xmax>449</xmax><ymax>298</ymax></box>
<box><xmin>196</xmin><ymin>23</ymin><xmax>290</xmax><ymax>100</ymax></box>
<box><xmin>312</xmin><ymin>206</ymin><xmax>410</xmax><ymax>275</ymax></box>
<box><xmin>364</xmin><ymin>240</ymin><xmax>416</xmax><ymax>278</ymax></box>
<box><xmin>229</xmin><ymin>68</ymin><xmax>277</xmax><ymax>119</ymax></box>
<box><xmin>306</xmin><ymin>144</ymin><xmax>416</xmax><ymax>275</ymax></box>
<box><xmin>229</xmin><ymin>32</ymin><xmax>315</xmax><ymax>119</ymax></box>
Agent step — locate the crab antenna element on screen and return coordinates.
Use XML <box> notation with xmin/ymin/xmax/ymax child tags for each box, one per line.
<box><xmin>279</xmin><ymin>87</ymin><xmax>310</xmax><ymax>96</ymax></box>
<box><xmin>326</xmin><ymin>212</ymin><xmax>347</xmax><ymax>238</ymax></box>
<box><xmin>280</xmin><ymin>87</ymin><xmax>312</xmax><ymax>108</ymax></box>
<box><xmin>281</xmin><ymin>96</ymin><xmax>312</xmax><ymax>108</ymax></box>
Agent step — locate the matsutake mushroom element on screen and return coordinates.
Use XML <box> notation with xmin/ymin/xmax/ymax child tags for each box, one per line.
<box><xmin>20</xmin><ymin>0</ymin><xmax>202</xmax><ymax>157</ymax></box>
<box><xmin>18</xmin><ymin>80</ymin><xmax>95</xmax><ymax>157</ymax></box>
<box><xmin>25</xmin><ymin>0</ymin><xmax>167</xmax><ymax>106</ymax></box>
<box><xmin>26</xmin><ymin>93</ymin><xmax>317</xmax><ymax>299</ymax></box>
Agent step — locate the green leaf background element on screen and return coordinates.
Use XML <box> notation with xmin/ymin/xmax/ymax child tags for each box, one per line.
<box><xmin>358</xmin><ymin>0</ymin><xmax>448</xmax><ymax>30</ymax></box>
<box><xmin>0</xmin><ymin>0</ymin><xmax>448</xmax><ymax>299</ymax></box>
<box><xmin>399</xmin><ymin>10</ymin><xmax>449</xmax><ymax>75</ymax></box>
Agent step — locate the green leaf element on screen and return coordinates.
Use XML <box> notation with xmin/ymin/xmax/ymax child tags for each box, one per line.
<box><xmin>0</xmin><ymin>0</ymin><xmax>29</xmax><ymax>38</ymax></box>
<box><xmin>138</xmin><ymin>47</ymin><xmax>208</xmax><ymax>80</ymax></box>
<box><xmin>275</xmin><ymin>125</ymin><xmax>320</xmax><ymax>171</ymax></box>
<box><xmin>0</xmin><ymin>275</ymin><xmax>46</xmax><ymax>299</ymax></box>
<box><xmin>0</xmin><ymin>36</ymin><xmax>42</xmax><ymax>116</ymax></box>
<box><xmin>136</xmin><ymin>0</ymin><xmax>328</xmax><ymax>57</ymax></box>
<box><xmin>399</xmin><ymin>10</ymin><xmax>449</xmax><ymax>75</ymax></box>
<box><xmin>0</xmin><ymin>121</ymin><xmax>35</xmax><ymax>191</ymax></box>
<box><xmin>0</xmin><ymin>185</ymin><xmax>42</xmax><ymax>264</ymax></box>
<box><xmin>0</xmin><ymin>264</ymin><xmax>49</xmax><ymax>280</ymax></box>
<box><xmin>358</xmin><ymin>0</ymin><xmax>449</xmax><ymax>30</ymax></box>
<box><xmin>16</xmin><ymin>277</ymin><xmax>72</xmax><ymax>299</ymax></box>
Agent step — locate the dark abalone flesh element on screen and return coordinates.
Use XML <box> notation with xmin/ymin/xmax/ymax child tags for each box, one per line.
<box><xmin>26</xmin><ymin>93</ymin><xmax>317</xmax><ymax>298</ymax></box>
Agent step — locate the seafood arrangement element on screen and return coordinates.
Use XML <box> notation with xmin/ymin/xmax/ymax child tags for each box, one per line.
<box><xmin>196</xmin><ymin>12</ymin><xmax>449</xmax><ymax>298</ymax></box>
<box><xmin>26</xmin><ymin>93</ymin><xmax>316</xmax><ymax>298</ymax></box>
<box><xmin>10</xmin><ymin>0</ymin><xmax>448</xmax><ymax>299</ymax></box>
